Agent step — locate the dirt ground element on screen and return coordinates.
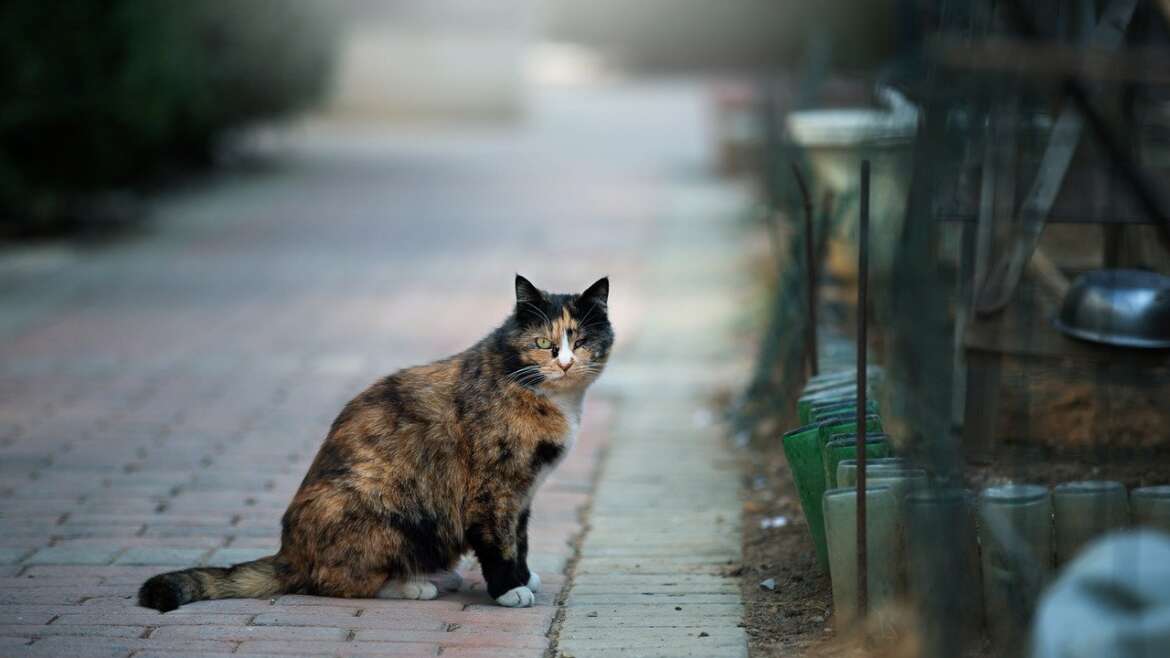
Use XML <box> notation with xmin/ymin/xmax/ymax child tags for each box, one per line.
<box><xmin>738</xmin><ymin>441</ymin><xmax>835</xmax><ymax>656</ymax></box>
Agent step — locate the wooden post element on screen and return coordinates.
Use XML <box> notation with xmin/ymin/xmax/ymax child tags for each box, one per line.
<box><xmin>792</xmin><ymin>164</ymin><xmax>819</xmax><ymax>377</ymax></box>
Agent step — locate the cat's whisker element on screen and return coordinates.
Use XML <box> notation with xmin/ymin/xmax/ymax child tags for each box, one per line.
<box><xmin>515</xmin><ymin>376</ymin><xmax>545</xmax><ymax>388</ymax></box>
<box><xmin>577</xmin><ymin>303</ymin><xmax>598</xmax><ymax>328</ymax></box>
<box><xmin>504</xmin><ymin>365</ymin><xmax>542</xmax><ymax>382</ymax></box>
<box><xmin>505</xmin><ymin>366</ymin><xmax>539</xmax><ymax>381</ymax></box>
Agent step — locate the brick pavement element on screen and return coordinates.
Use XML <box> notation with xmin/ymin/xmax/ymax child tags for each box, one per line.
<box><xmin>551</xmin><ymin>185</ymin><xmax>752</xmax><ymax>658</ymax></box>
<box><xmin>0</xmin><ymin>82</ymin><xmax>750</xmax><ymax>657</ymax></box>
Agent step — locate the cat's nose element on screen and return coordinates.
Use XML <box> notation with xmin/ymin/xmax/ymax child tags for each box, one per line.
<box><xmin>558</xmin><ymin>360</ymin><xmax>573</xmax><ymax>372</ymax></box>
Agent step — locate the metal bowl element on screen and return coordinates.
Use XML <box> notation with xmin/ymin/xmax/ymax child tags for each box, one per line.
<box><xmin>1054</xmin><ymin>269</ymin><xmax>1170</xmax><ymax>349</ymax></box>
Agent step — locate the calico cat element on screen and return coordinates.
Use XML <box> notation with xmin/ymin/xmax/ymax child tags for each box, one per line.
<box><xmin>138</xmin><ymin>275</ymin><xmax>612</xmax><ymax>611</ymax></box>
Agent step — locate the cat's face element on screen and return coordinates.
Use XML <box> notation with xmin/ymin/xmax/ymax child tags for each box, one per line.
<box><xmin>504</xmin><ymin>275</ymin><xmax>613</xmax><ymax>391</ymax></box>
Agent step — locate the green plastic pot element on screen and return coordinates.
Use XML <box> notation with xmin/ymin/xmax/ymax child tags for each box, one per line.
<box><xmin>782</xmin><ymin>415</ymin><xmax>883</xmax><ymax>569</ymax></box>
<box><xmin>809</xmin><ymin>399</ymin><xmax>880</xmax><ymax>424</ymax></box>
<box><xmin>782</xmin><ymin>423</ymin><xmax>832</xmax><ymax>569</ymax></box>
<box><xmin>797</xmin><ymin>387</ymin><xmax>857</xmax><ymax>424</ymax></box>
<box><xmin>822</xmin><ymin>433</ymin><xmax>891</xmax><ymax>489</ymax></box>
<box><xmin>797</xmin><ymin>373</ymin><xmax>878</xmax><ymax>423</ymax></box>
<box><xmin>817</xmin><ymin>414</ymin><xmax>882</xmax><ymax>446</ymax></box>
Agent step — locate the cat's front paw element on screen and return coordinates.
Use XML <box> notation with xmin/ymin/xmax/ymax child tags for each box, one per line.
<box><xmin>377</xmin><ymin>579</ymin><xmax>439</xmax><ymax>600</ymax></box>
<box><xmin>526</xmin><ymin>571</ymin><xmax>541</xmax><ymax>593</ymax></box>
<box><xmin>495</xmin><ymin>585</ymin><xmax>535</xmax><ymax>608</ymax></box>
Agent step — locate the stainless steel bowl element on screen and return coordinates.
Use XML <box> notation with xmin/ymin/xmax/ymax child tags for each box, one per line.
<box><xmin>1054</xmin><ymin>269</ymin><xmax>1170</xmax><ymax>349</ymax></box>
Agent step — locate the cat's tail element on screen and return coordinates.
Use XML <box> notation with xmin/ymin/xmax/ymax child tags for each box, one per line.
<box><xmin>138</xmin><ymin>555</ymin><xmax>286</xmax><ymax>612</ymax></box>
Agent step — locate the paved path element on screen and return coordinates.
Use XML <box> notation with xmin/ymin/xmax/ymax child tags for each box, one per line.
<box><xmin>0</xmin><ymin>82</ymin><xmax>751</xmax><ymax>657</ymax></box>
<box><xmin>554</xmin><ymin>186</ymin><xmax>751</xmax><ymax>658</ymax></box>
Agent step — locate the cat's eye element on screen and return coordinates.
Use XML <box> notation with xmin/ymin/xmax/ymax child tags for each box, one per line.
<box><xmin>574</xmin><ymin>339</ymin><xmax>586</xmax><ymax>349</ymax></box>
<box><xmin>535</xmin><ymin>337</ymin><xmax>553</xmax><ymax>349</ymax></box>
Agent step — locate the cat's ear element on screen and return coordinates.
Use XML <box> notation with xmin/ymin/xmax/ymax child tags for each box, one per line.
<box><xmin>515</xmin><ymin>274</ymin><xmax>545</xmax><ymax>307</ymax></box>
<box><xmin>580</xmin><ymin>276</ymin><xmax>609</xmax><ymax>308</ymax></box>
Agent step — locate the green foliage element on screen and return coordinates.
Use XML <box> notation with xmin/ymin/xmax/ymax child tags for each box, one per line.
<box><xmin>0</xmin><ymin>1</ymin><xmax>340</xmax><ymax>233</ymax></box>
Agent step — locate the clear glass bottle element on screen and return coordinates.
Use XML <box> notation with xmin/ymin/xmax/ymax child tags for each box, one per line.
<box><xmin>823</xmin><ymin>484</ymin><xmax>898</xmax><ymax>629</ymax></box>
<box><xmin>979</xmin><ymin>484</ymin><xmax>1053</xmax><ymax>656</ymax></box>
<box><xmin>1052</xmin><ymin>480</ymin><xmax>1129</xmax><ymax>565</ymax></box>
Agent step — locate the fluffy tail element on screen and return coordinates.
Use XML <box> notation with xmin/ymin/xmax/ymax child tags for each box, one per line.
<box><xmin>138</xmin><ymin>555</ymin><xmax>285</xmax><ymax>612</ymax></box>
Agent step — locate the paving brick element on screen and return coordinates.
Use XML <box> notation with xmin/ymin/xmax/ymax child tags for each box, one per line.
<box><xmin>145</xmin><ymin>598</ymin><xmax>277</xmax><ymax>613</ymax></box>
<box><xmin>113</xmin><ymin>547</ymin><xmax>210</xmax><ymax>566</ymax></box>
<box><xmin>203</xmin><ymin>547</ymin><xmax>272</xmax><ymax>566</ymax></box>
<box><xmin>0</xmin><ymin>624</ymin><xmax>146</xmax><ymax>638</ymax></box>
<box><xmin>251</xmin><ymin>611</ymin><xmax>444</xmax><ymax>631</ymax></box>
<box><xmin>566</xmin><ymin>593</ymin><xmax>743</xmax><ymax>606</ymax></box>
<box><xmin>74</xmin><ymin>596</ymin><xmax>142</xmax><ymax>609</ymax></box>
<box><xmin>0</xmin><ymin>636</ymin><xmax>33</xmax><ymax>652</ymax></box>
<box><xmin>354</xmin><ymin>629</ymin><xmax>549</xmax><ymax>649</ymax></box>
<box><xmin>238</xmin><ymin>640</ymin><xmax>440</xmax><ymax>656</ymax></box>
<box><xmin>18</xmin><ymin>636</ymin><xmax>236</xmax><ymax>657</ymax></box>
<box><xmin>0</xmin><ymin>609</ymin><xmax>56</xmax><ymax>625</ymax></box>
<box><xmin>0</xmin><ymin>576</ymin><xmax>105</xmax><ymax>589</ymax></box>
<box><xmin>149</xmin><ymin>624</ymin><xmax>348</xmax><ymax>641</ymax></box>
<box><xmin>59</xmin><ymin>536</ymin><xmax>226</xmax><ymax>549</ymax></box>
<box><xmin>129</xmin><ymin>653</ymin><xmax>246</xmax><ymax>658</ymax></box>
<box><xmin>21</xmin><ymin>546</ymin><xmax>119</xmax><ymax>566</ymax></box>
<box><xmin>441</xmin><ymin>608</ymin><xmax>556</xmax><ymax>631</ymax></box>
<box><xmin>554</xmin><ymin>642</ymin><xmax>748</xmax><ymax>658</ymax></box>
<box><xmin>440</xmin><ymin>650</ymin><xmax>544</xmax><ymax>658</ymax></box>
<box><xmin>51</xmin><ymin>612</ymin><xmax>254</xmax><ymax>626</ymax></box>
<box><xmin>0</xmin><ymin>587</ymin><xmax>111</xmax><ymax>605</ymax></box>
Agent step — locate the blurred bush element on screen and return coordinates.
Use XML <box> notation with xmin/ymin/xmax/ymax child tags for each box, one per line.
<box><xmin>0</xmin><ymin>1</ymin><xmax>340</xmax><ymax>235</ymax></box>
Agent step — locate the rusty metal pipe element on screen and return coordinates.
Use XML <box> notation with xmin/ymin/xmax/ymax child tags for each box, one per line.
<box><xmin>856</xmin><ymin>159</ymin><xmax>871</xmax><ymax>618</ymax></box>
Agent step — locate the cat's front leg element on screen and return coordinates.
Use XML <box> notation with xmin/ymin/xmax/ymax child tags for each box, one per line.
<box><xmin>467</xmin><ymin>517</ymin><xmax>533</xmax><ymax>608</ymax></box>
<box><xmin>515</xmin><ymin>507</ymin><xmax>540</xmax><ymax>593</ymax></box>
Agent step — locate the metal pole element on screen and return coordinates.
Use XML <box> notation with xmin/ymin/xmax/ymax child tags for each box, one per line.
<box><xmin>792</xmin><ymin>164</ymin><xmax>819</xmax><ymax>377</ymax></box>
<box><xmin>856</xmin><ymin>159</ymin><xmax>871</xmax><ymax>618</ymax></box>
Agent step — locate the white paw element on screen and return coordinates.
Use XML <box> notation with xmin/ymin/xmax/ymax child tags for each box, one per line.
<box><xmin>427</xmin><ymin>569</ymin><xmax>464</xmax><ymax>592</ymax></box>
<box><xmin>377</xmin><ymin>579</ymin><xmax>439</xmax><ymax>600</ymax></box>
<box><xmin>495</xmin><ymin>585</ymin><xmax>535</xmax><ymax>608</ymax></box>
<box><xmin>526</xmin><ymin>571</ymin><xmax>541</xmax><ymax>593</ymax></box>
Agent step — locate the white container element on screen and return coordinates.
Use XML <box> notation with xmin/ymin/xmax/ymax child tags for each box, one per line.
<box><xmin>1132</xmin><ymin>486</ymin><xmax>1170</xmax><ymax>532</ymax></box>
<box><xmin>907</xmin><ymin>488</ymin><xmax>983</xmax><ymax>655</ymax></box>
<box><xmin>979</xmin><ymin>484</ymin><xmax>1053</xmax><ymax>655</ymax></box>
<box><xmin>1052</xmin><ymin>480</ymin><xmax>1129</xmax><ymax>565</ymax></box>
<box><xmin>823</xmin><ymin>485</ymin><xmax>898</xmax><ymax>629</ymax></box>
<box><xmin>785</xmin><ymin>89</ymin><xmax>917</xmax><ymax>284</ymax></box>
<box><xmin>836</xmin><ymin>457</ymin><xmax>909</xmax><ymax>488</ymax></box>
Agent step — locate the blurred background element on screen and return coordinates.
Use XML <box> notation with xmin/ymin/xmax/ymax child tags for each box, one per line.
<box><xmin>0</xmin><ymin>0</ymin><xmax>902</xmax><ymax>236</ymax></box>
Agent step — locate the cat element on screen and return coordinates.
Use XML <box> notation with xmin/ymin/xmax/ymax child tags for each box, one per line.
<box><xmin>138</xmin><ymin>275</ymin><xmax>612</xmax><ymax>611</ymax></box>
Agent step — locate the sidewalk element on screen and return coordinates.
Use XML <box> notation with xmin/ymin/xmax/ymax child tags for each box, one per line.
<box><xmin>554</xmin><ymin>186</ymin><xmax>752</xmax><ymax>658</ymax></box>
<box><xmin>0</xmin><ymin>82</ymin><xmax>751</xmax><ymax>658</ymax></box>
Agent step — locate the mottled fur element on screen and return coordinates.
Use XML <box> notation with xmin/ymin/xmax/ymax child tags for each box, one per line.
<box><xmin>139</xmin><ymin>275</ymin><xmax>612</xmax><ymax>611</ymax></box>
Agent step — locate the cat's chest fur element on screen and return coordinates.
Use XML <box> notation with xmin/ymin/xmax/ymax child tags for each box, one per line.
<box><xmin>529</xmin><ymin>390</ymin><xmax>583</xmax><ymax>495</ymax></box>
